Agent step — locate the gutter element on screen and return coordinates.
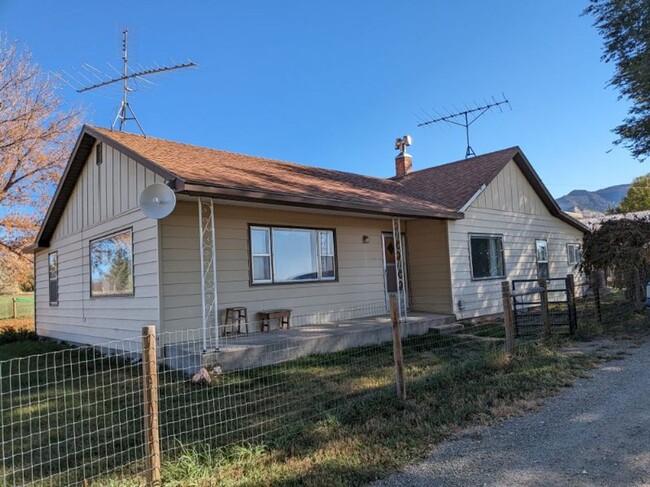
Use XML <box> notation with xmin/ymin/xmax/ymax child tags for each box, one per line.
<box><xmin>179</xmin><ymin>181</ymin><xmax>464</xmax><ymax>221</ymax></box>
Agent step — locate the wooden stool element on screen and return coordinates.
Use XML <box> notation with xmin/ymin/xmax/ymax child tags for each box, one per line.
<box><xmin>223</xmin><ymin>307</ymin><xmax>248</xmax><ymax>336</ymax></box>
<box><xmin>260</xmin><ymin>309</ymin><xmax>292</xmax><ymax>332</ymax></box>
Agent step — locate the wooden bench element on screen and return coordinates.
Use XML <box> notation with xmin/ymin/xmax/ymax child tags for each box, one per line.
<box><xmin>223</xmin><ymin>307</ymin><xmax>248</xmax><ymax>335</ymax></box>
<box><xmin>260</xmin><ymin>309</ymin><xmax>292</xmax><ymax>332</ymax></box>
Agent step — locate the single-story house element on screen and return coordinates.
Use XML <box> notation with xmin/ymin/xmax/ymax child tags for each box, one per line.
<box><xmin>30</xmin><ymin>125</ymin><xmax>586</xmax><ymax>349</ymax></box>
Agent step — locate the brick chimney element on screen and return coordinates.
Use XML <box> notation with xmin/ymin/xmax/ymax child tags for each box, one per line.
<box><xmin>394</xmin><ymin>135</ymin><xmax>413</xmax><ymax>177</ymax></box>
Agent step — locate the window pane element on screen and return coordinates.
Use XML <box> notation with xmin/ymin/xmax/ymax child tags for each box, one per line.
<box><xmin>538</xmin><ymin>262</ymin><xmax>549</xmax><ymax>279</ymax></box>
<box><xmin>90</xmin><ymin>230</ymin><xmax>133</xmax><ymax>296</ymax></box>
<box><xmin>536</xmin><ymin>240</ymin><xmax>548</xmax><ymax>262</ymax></box>
<box><xmin>471</xmin><ymin>236</ymin><xmax>504</xmax><ymax>278</ymax></box>
<box><xmin>320</xmin><ymin>231</ymin><xmax>334</xmax><ymax>256</ymax></box>
<box><xmin>321</xmin><ymin>256</ymin><xmax>335</xmax><ymax>279</ymax></box>
<box><xmin>251</xmin><ymin>228</ymin><xmax>270</xmax><ymax>254</ymax></box>
<box><xmin>272</xmin><ymin>228</ymin><xmax>318</xmax><ymax>281</ymax></box>
<box><xmin>252</xmin><ymin>256</ymin><xmax>271</xmax><ymax>281</ymax></box>
<box><xmin>48</xmin><ymin>253</ymin><xmax>58</xmax><ymax>280</ymax></box>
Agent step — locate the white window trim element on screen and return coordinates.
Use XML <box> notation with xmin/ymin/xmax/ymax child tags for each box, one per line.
<box><xmin>567</xmin><ymin>243</ymin><xmax>581</xmax><ymax>266</ymax></box>
<box><xmin>468</xmin><ymin>233</ymin><xmax>506</xmax><ymax>280</ymax></box>
<box><xmin>250</xmin><ymin>225</ymin><xmax>337</xmax><ymax>285</ymax></box>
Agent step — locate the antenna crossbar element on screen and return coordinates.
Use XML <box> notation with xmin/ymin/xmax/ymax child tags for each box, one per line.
<box><xmin>71</xmin><ymin>29</ymin><xmax>197</xmax><ymax>135</ymax></box>
<box><xmin>417</xmin><ymin>95</ymin><xmax>510</xmax><ymax>158</ymax></box>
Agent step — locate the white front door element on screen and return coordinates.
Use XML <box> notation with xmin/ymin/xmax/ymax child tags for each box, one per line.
<box><xmin>382</xmin><ymin>233</ymin><xmax>408</xmax><ymax>308</ymax></box>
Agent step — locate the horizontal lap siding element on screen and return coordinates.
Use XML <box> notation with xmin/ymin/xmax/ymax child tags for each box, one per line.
<box><xmin>161</xmin><ymin>202</ymin><xmax>392</xmax><ymax>334</ymax></box>
<box><xmin>449</xmin><ymin>160</ymin><xmax>584</xmax><ymax>319</ymax></box>
<box><xmin>35</xmin><ymin>142</ymin><xmax>163</xmax><ymax>345</ymax></box>
<box><xmin>405</xmin><ymin>219</ymin><xmax>453</xmax><ymax>313</ymax></box>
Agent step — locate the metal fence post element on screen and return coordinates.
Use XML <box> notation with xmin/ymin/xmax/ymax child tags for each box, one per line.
<box><xmin>142</xmin><ymin>326</ymin><xmax>161</xmax><ymax>486</ymax></box>
<box><xmin>594</xmin><ymin>281</ymin><xmax>603</xmax><ymax>328</ymax></box>
<box><xmin>501</xmin><ymin>281</ymin><xmax>515</xmax><ymax>356</ymax></box>
<box><xmin>12</xmin><ymin>298</ymin><xmax>17</xmax><ymax>319</ymax></box>
<box><xmin>538</xmin><ymin>278</ymin><xmax>550</xmax><ymax>339</ymax></box>
<box><xmin>566</xmin><ymin>274</ymin><xmax>577</xmax><ymax>334</ymax></box>
<box><xmin>389</xmin><ymin>296</ymin><xmax>405</xmax><ymax>400</ymax></box>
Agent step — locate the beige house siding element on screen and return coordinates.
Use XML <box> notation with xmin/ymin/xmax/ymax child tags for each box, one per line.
<box><xmin>161</xmin><ymin>201</ymin><xmax>397</xmax><ymax>334</ymax></box>
<box><xmin>405</xmin><ymin>219</ymin><xmax>453</xmax><ymax>314</ymax></box>
<box><xmin>448</xmin><ymin>160</ymin><xmax>584</xmax><ymax>319</ymax></box>
<box><xmin>34</xmin><ymin>142</ymin><xmax>162</xmax><ymax>345</ymax></box>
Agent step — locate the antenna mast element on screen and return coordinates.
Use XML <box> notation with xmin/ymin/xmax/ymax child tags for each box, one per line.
<box><xmin>417</xmin><ymin>95</ymin><xmax>510</xmax><ymax>158</ymax></box>
<box><xmin>64</xmin><ymin>29</ymin><xmax>196</xmax><ymax>135</ymax></box>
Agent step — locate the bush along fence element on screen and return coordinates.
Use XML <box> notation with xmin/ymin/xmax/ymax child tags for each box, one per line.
<box><xmin>0</xmin><ymin>279</ymin><xmax>635</xmax><ymax>486</ymax></box>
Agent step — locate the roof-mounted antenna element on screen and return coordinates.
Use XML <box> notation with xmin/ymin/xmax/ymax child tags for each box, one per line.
<box><xmin>417</xmin><ymin>94</ymin><xmax>510</xmax><ymax>159</ymax></box>
<box><xmin>60</xmin><ymin>29</ymin><xmax>197</xmax><ymax>135</ymax></box>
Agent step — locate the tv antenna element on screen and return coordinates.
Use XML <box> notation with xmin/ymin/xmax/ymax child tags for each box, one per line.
<box><xmin>57</xmin><ymin>29</ymin><xmax>196</xmax><ymax>135</ymax></box>
<box><xmin>417</xmin><ymin>95</ymin><xmax>510</xmax><ymax>158</ymax></box>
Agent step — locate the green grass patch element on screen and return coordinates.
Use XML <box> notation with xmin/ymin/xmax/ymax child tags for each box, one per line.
<box><xmin>0</xmin><ymin>293</ymin><xmax>34</xmax><ymax>320</ymax></box>
<box><xmin>0</xmin><ymin>329</ymin><xmax>600</xmax><ymax>487</ymax></box>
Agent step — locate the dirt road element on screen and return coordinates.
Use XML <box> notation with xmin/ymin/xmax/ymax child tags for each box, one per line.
<box><xmin>371</xmin><ymin>339</ymin><xmax>650</xmax><ymax>487</ymax></box>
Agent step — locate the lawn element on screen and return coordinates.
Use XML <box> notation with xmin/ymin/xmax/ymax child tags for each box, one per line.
<box><xmin>0</xmin><ymin>294</ymin><xmax>646</xmax><ymax>487</ymax></box>
<box><xmin>0</xmin><ymin>293</ymin><xmax>34</xmax><ymax>320</ymax></box>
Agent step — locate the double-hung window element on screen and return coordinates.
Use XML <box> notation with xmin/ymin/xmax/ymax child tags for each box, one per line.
<box><xmin>250</xmin><ymin>226</ymin><xmax>336</xmax><ymax>284</ymax></box>
<box><xmin>536</xmin><ymin>239</ymin><xmax>549</xmax><ymax>279</ymax></box>
<box><xmin>48</xmin><ymin>252</ymin><xmax>59</xmax><ymax>306</ymax></box>
<box><xmin>469</xmin><ymin>234</ymin><xmax>505</xmax><ymax>279</ymax></box>
<box><xmin>567</xmin><ymin>243</ymin><xmax>581</xmax><ymax>266</ymax></box>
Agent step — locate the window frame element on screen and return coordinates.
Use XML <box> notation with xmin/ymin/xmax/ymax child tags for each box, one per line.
<box><xmin>468</xmin><ymin>233</ymin><xmax>506</xmax><ymax>281</ymax></box>
<box><xmin>567</xmin><ymin>243</ymin><xmax>581</xmax><ymax>266</ymax></box>
<box><xmin>535</xmin><ymin>239</ymin><xmax>549</xmax><ymax>279</ymax></box>
<box><xmin>89</xmin><ymin>227</ymin><xmax>135</xmax><ymax>298</ymax></box>
<box><xmin>248</xmin><ymin>224</ymin><xmax>338</xmax><ymax>286</ymax></box>
<box><xmin>48</xmin><ymin>251</ymin><xmax>59</xmax><ymax>306</ymax></box>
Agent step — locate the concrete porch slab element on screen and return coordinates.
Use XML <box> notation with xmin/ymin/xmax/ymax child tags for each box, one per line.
<box><xmin>163</xmin><ymin>312</ymin><xmax>456</xmax><ymax>374</ymax></box>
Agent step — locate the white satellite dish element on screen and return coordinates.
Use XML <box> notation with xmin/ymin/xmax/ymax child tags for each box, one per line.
<box><xmin>139</xmin><ymin>183</ymin><xmax>176</xmax><ymax>219</ymax></box>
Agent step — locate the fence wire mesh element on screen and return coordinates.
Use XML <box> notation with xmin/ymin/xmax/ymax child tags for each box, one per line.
<box><xmin>0</xmin><ymin>281</ymin><xmax>647</xmax><ymax>486</ymax></box>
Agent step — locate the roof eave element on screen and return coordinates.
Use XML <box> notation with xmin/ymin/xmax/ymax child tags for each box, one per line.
<box><xmin>179</xmin><ymin>181</ymin><xmax>462</xmax><ymax>220</ymax></box>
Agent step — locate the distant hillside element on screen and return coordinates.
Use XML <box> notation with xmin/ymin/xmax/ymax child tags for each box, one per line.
<box><xmin>556</xmin><ymin>184</ymin><xmax>629</xmax><ymax>215</ymax></box>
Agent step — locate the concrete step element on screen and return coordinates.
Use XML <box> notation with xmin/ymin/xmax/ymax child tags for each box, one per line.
<box><xmin>429</xmin><ymin>322</ymin><xmax>464</xmax><ymax>335</ymax></box>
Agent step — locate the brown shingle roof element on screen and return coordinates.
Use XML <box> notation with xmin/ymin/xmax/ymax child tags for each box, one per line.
<box><xmin>88</xmin><ymin>126</ymin><xmax>458</xmax><ymax>219</ymax></box>
<box><xmin>32</xmin><ymin>125</ymin><xmax>586</xmax><ymax>248</ymax></box>
<box><xmin>395</xmin><ymin>147</ymin><xmax>521</xmax><ymax>210</ymax></box>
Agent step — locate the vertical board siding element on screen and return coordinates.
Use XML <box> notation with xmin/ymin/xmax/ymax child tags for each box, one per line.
<box><xmin>449</xmin><ymin>160</ymin><xmax>584</xmax><ymax>319</ymax></box>
<box><xmin>34</xmin><ymin>142</ymin><xmax>164</xmax><ymax>345</ymax></box>
<box><xmin>405</xmin><ymin>219</ymin><xmax>453</xmax><ymax>314</ymax></box>
<box><xmin>161</xmin><ymin>202</ymin><xmax>401</xmax><ymax>334</ymax></box>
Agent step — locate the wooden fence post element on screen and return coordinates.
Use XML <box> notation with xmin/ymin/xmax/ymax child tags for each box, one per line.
<box><xmin>501</xmin><ymin>281</ymin><xmax>515</xmax><ymax>356</ymax></box>
<box><xmin>538</xmin><ymin>278</ymin><xmax>550</xmax><ymax>339</ymax></box>
<box><xmin>566</xmin><ymin>274</ymin><xmax>577</xmax><ymax>335</ymax></box>
<box><xmin>389</xmin><ymin>296</ymin><xmax>406</xmax><ymax>401</ymax></box>
<box><xmin>142</xmin><ymin>326</ymin><xmax>161</xmax><ymax>486</ymax></box>
<box><xmin>594</xmin><ymin>281</ymin><xmax>603</xmax><ymax>328</ymax></box>
<box><xmin>12</xmin><ymin>298</ymin><xmax>17</xmax><ymax>319</ymax></box>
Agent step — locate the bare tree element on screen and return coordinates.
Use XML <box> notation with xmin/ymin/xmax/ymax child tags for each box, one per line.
<box><xmin>0</xmin><ymin>34</ymin><xmax>82</xmax><ymax>289</ymax></box>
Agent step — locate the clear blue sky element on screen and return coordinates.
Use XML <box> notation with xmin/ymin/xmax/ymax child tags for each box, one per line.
<box><xmin>2</xmin><ymin>0</ymin><xmax>645</xmax><ymax>197</ymax></box>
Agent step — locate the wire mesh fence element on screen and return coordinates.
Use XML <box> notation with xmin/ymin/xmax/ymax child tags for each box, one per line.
<box><xmin>0</xmin><ymin>278</ymin><xmax>647</xmax><ymax>486</ymax></box>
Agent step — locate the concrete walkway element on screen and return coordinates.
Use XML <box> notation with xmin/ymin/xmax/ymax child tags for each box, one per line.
<box><xmin>370</xmin><ymin>338</ymin><xmax>650</xmax><ymax>487</ymax></box>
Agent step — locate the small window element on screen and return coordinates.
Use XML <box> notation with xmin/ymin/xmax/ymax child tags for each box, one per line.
<box><xmin>567</xmin><ymin>243</ymin><xmax>581</xmax><ymax>266</ymax></box>
<box><xmin>48</xmin><ymin>252</ymin><xmax>58</xmax><ymax>306</ymax></box>
<box><xmin>90</xmin><ymin>229</ymin><xmax>134</xmax><ymax>297</ymax></box>
<box><xmin>250</xmin><ymin>226</ymin><xmax>336</xmax><ymax>284</ymax></box>
<box><xmin>470</xmin><ymin>235</ymin><xmax>505</xmax><ymax>279</ymax></box>
<box><xmin>536</xmin><ymin>239</ymin><xmax>549</xmax><ymax>279</ymax></box>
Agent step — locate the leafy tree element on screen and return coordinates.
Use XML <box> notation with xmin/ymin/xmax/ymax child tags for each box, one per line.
<box><xmin>580</xmin><ymin>216</ymin><xmax>650</xmax><ymax>304</ymax></box>
<box><xmin>585</xmin><ymin>0</ymin><xmax>650</xmax><ymax>160</ymax></box>
<box><xmin>617</xmin><ymin>173</ymin><xmax>650</xmax><ymax>212</ymax></box>
<box><xmin>0</xmin><ymin>34</ymin><xmax>81</xmax><ymax>285</ymax></box>
<box><xmin>107</xmin><ymin>248</ymin><xmax>132</xmax><ymax>292</ymax></box>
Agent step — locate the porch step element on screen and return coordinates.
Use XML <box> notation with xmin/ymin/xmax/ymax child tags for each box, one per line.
<box><xmin>429</xmin><ymin>322</ymin><xmax>464</xmax><ymax>335</ymax></box>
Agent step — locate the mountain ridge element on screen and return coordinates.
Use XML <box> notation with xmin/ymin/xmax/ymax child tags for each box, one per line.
<box><xmin>556</xmin><ymin>184</ymin><xmax>629</xmax><ymax>215</ymax></box>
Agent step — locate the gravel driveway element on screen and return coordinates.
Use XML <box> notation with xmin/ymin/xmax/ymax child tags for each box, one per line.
<box><xmin>370</xmin><ymin>338</ymin><xmax>650</xmax><ymax>487</ymax></box>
